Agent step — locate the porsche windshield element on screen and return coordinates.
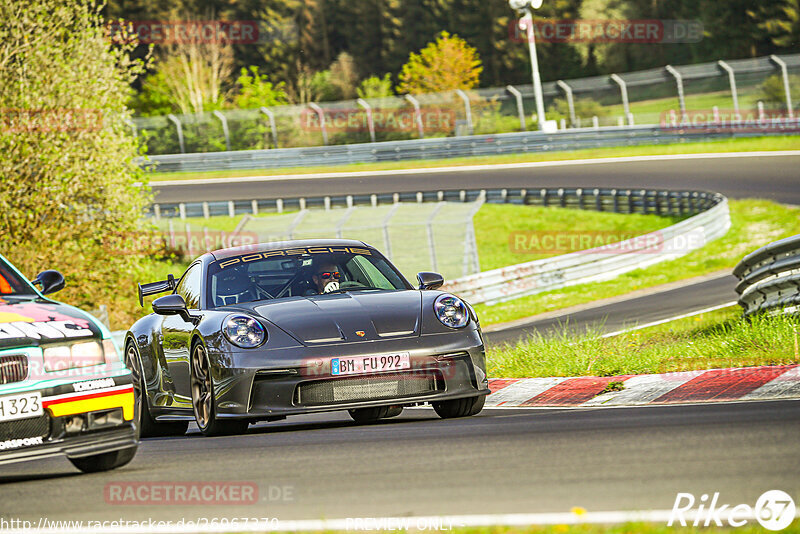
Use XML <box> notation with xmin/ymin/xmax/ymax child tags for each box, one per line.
<box><xmin>0</xmin><ymin>258</ymin><xmax>37</xmax><ymax>296</ymax></box>
<box><xmin>207</xmin><ymin>249</ymin><xmax>410</xmax><ymax>307</ymax></box>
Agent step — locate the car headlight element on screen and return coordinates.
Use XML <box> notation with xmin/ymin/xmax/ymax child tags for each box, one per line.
<box><xmin>43</xmin><ymin>341</ymin><xmax>106</xmax><ymax>372</ymax></box>
<box><xmin>223</xmin><ymin>315</ymin><xmax>266</xmax><ymax>348</ymax></box>
<box><xmin>434</xmin><ymin>294</ymin><xmax>469</xmax><ymax>328</ymax></box>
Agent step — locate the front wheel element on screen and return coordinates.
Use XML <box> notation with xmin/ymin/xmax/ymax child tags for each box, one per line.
<box><xmin>125</xmin><ymin>341</ymin><xmax>188</xmax><ymax>438</ymax></box>
<box><xmin>69</xmin><ymin>446</ymin><xmax>137</xmax><ymax>473</ymax></box>
<box><xmin>432</xmin><ymin>395</ymin><xmax>485</xmax><ymax>419</ymax></box>
<box><xmin>190</xmin><ymin>342</ymin><xmax>249</xmax><ymax>437</ymax></box>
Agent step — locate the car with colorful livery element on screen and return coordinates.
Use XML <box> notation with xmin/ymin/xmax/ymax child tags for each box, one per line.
<box><xmin>0</xmin><ymin>253</ymin><xmax>137</xmax><ymax>472</ymax></box>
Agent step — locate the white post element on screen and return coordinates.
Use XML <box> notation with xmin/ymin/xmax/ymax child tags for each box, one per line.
<box><xmin>356</xmin><ymin>98</ymin><xmax>376</xmax><ymax>142</ymax></box>
<box><xmin>717</xmin><ymin>60</ymin><xmax>740</xmax><ymax>117</ymax></box>
<box><xmin>166</xmin><ymin>114</ymin><xmax>185</xmax><ymax>154</ymax></box>
<box><xmin>259</xmin><ymin>107</ymin><xmax>279</xmax><ymax>148</ymax></box>
<box><xmin>506</xmin><ymin>85</ymin><xmax>527</xmax><ymax>131</ymax></box>
<box><xmin>517</xmin><ymin>9</ymin><xmax>551</xmax><ymax>131</ymax></box>
<box><xmin>212</xmin><ymin>110</ymin><xmax>231</xmax><ymax>151</ymax></box>
<box><xmin>455</xmin><ymin>89</ymin><xmax>473</xmax><ymax>134</ymax></box>
<box><xmin>770</xmin><ymin>55</ymin><xmax>795</xmax><ymax>119</ymax></box>
<box><xmin>610</xmin><ymin>74</ymin><xmax>632</xmax><ymax>126</ymax></box>
<box><xmin>308</xmin><ymin>103</ymin><xmax>328</xmax><ymax>145</ymax></box>
<box><xmin>556</xmin><ymin>80</ymin><xmax>576</xmax><ymax>127</ymax></box>
<box><xmin>665</xmin><ymin>65</ymin><xmax>687</xmax><ymax>122</ymax></box>
<box><xmin>404</xmin><ymin>94</ymin><xmax>425</xmax><ymax>138</ymax></box>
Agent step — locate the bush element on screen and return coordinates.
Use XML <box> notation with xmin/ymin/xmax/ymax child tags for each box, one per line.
<box><xmin>0</xmin><ymin>0</ymin><xmax>152</xmax><ymax>328</ymax></box>
<box><xmin>357</xmin><ymin>74</ymin><xmax>395</xmax><ymax>99</ymax></box>
<box><xmin>758</xmin><ymin>73</ymin><xmax>800</xmax><ymax>111</ymax></box>
<box><xmin>397</xmin><ymin>31</ymin><xmax>482</xmax><ymax>94</ymax></box>
<box><xmin>233</xmin><ymin>66</ymin><xmax>289</xmax><ymax>109</ymax></box>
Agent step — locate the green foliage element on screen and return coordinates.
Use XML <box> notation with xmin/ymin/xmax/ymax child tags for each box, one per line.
<box><xmin>357</xmin><ymin>74</ymin><xmax>395</xmax><ymax>99</ymax></box>
<box><xmin>397</xmin><ymin>31</ymin><xmax>482</xmax><ymax>94</ymax></box>
<box><xmin>233</xmin><ymin>66</ymin><xmax>289</xmax><ymax>109</ymax></box>
<box><xmin>758</xmin><ymin>73</ymin><xmax>800</xmax><ymax>110</ymax></box>
<box><xmin>129</xmin><ymin>71</ymin><xmax>175</xmax><ymax>117</ymax></box>
<box><xmin>0</xmin><ymin>0</ymin><xmax>152</xmax><ymax>328</ymax></box>
<box><xmin>547</xmin><ymin>97</ymin><xmax>610</xmax><ymax>124</ymax></box>
<box><xmin>328</xmin><ymin>52</ymin><xmax>359</xmax><ymax>100</ymax></box>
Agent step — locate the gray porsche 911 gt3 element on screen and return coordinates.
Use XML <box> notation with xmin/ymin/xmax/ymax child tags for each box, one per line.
<box><xmin>124</xmin><ymin>239</ymin><xmax>488</xmax><ymax>436</ymax></box>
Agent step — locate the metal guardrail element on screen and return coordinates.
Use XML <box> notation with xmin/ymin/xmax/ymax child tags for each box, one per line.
<box><xmin>443</xmin><ymin>189</ymin><xmax>729</xmax><ymax>305</ymax></box>
<box><xmin>734</xmin><ymin>235</ymin><xmax>800</xmax><ymax>316</ymax></box>
<box><xmin>141</xmin><ymin>121</ymin><xmax>800</xmax><ymax>173</ymax></box>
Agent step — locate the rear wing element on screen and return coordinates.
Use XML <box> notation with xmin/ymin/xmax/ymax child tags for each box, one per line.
<box><xmin>137</xmin><ymin>274</ymin><xmax>176</xmax><ymax>307</ymax></box>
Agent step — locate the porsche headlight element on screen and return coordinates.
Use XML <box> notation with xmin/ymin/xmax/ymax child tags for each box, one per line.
<box><xmin>434</xmin><ymin>294</ymin><xmax>469</xmax><ymax>328</ymax></box>
<box><xmin>43</xmin><ymin>341</ymin><xmax>105</xmax><ymax>372</ymax></box>
<box><xmin>223</xmin><ymin>315</ymin><xmax>266</xmax><ymax>348</ymax></box>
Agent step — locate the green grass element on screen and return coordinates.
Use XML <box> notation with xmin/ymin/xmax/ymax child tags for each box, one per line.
<box><xmin>475</xmin><ymin>199</ymin><xmax>800</xmax><ymax>327</ymax></box>
<box><xmin>487</xmin><ymin>307</ymin><xmax>800</xmax><ymax>378</ymax></box>
<box><xmin>147</xmin><ymin>135</ymin><xmax>800</xmax><ymax>182</ymax></box>
<box><xmin>605</xmin><ymin>89</ymin><xmax>766</xmax><ymax>123</ymax></box>
<box><xmin>474</xmin><ymin>204</ymin><xmax>681</xmax><ymax>271</ymax></box>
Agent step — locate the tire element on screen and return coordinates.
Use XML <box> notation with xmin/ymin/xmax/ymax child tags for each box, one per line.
<box><xmin>125</xmin><ymin>341</ymin><xmax>188</xmax><ymax>438</ymax></box>
<box><xmin>348</xmin><ymin>405</ymin><xmax>402</xmax><ymax>423</ymax></box>
<box><xmin>190</xmin><ymin>341</ymin><xmax>249</xmax><ymax>437</ymax></box>
<box><xmin>432</xmin><ymin>395</ymin><xmax>485</xmax><ymax>419</ymax></box>
<box><xmin>69</xmin><ymin>446</ymin><xmax>137</xmax><ymax>473</ymax></box>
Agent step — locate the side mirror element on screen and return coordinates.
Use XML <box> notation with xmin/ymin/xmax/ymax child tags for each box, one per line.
<box><xmin>417</xmin><ymin>271</ymin><xmax>444</xmax><ymax>290</ymax></box>
<box><xmin>152</xmin><ymin>294</ymin><xmax>191</xmax><ymax>321</ymax></box>
<box><xmin>32</xmin><ymin>270</ymin><xmax>65</xmax><ymax>295</ymax></box>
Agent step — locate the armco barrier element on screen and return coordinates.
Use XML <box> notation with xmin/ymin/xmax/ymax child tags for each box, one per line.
<box><xmin>443</xmin><ymin>190</ymin><xmax>729</xmax><ymax>305</ymax></box>
<box><xmin>140</xmin><ymin>122</ymin><xmax>800</xmax><ymax>173</ymax></box>
<box><xmin>734</xmin><ymin>235</ymin><xmax>800</xmax><ymax>316</ymax></box>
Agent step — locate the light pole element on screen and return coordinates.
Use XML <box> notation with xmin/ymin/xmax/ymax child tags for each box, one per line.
<box><xmin>509</xmin><ymin>0</ymin><xmax>556</xmax><ymax>132</ymax></box>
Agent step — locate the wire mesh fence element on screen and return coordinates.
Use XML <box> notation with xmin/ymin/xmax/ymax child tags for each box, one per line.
<box><xmin>154</xmin><ymin>199</ymin><xmax>483</xmax><ymax>283</ymax></box>
<box><xmin>132</xmin><ymin>53</ymin><xmax>800</xmax><ymax>155</ymax></box>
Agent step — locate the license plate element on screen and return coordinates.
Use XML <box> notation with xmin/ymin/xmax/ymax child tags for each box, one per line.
<box><xmin>331</xmin><ymin>353</ymin><xmax>410</xmax><ymax>376</ymax></box>
<box><xmin>0</xmin><ymin>392</ymin><xmax>43</xmax><ymax>422</ymax></box>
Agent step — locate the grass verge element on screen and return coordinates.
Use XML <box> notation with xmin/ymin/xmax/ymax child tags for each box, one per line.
<box><xmin>487</xmin><ymin>307</ymin><xmax>800</xmax><ymax>378</ymax></box>
<box><xmin>147</xmin><ymin>136</ymin><xmax>800</xmax><ymax>182</ymax></box>
<box><xmin>475</xmin><ymin>199</ymin><xmax>800</xmax><ymax>327</ymax></box>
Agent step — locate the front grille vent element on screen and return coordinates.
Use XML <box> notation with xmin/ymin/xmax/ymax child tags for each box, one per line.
<box><xmin>295</xmin><ymin>371</ymin><xmax>442</xmax><ymax>405</ymax></box>
<box><xmin>0</xmin><ymin>414</ymin><xmax>50</xmax><ymax>442</ymax></box>
<box><xmin>0</xmin><ymin>355</ymin><xmax>28</xmax><ymax>385</ymax></box>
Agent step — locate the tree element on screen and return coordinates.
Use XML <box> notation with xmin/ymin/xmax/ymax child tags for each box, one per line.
<box><xmin>233</xmin><ymin>66</ymin><xmax>289</xmax><ymax>108</ymax></box>
<box><xmin>357</xmin><ymin>74</ymin><xmax>395</xmax><ymax>99</ymax></box>
<box><xmin>0</xmin><ymin>0</ymin><xmax>151</xmax><ymax>327</ymax></box>
<box><xmin>329</xmin><ymin>52</ymin><xmax>359</xmax><ymax>100</ymax></box>
<box><xmin>397</xmin><ymin>31</ymin><xmax>482</xmax><ymax>94</ymax></box>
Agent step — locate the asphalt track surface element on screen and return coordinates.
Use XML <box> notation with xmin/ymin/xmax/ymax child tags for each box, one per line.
<box><xmin>484</xmin><ymin>273</ymin><xmax>739</xmax><ymax>346</ymax></box>
<box><xmin>151</xmin><ymin>154</ymin><xmax>800</xmax><ymax>205</ymax></box>
<box><xmin>2</xmin><ymin>401</ymin><xmax>799</xmax><ymax>523</ymax></box>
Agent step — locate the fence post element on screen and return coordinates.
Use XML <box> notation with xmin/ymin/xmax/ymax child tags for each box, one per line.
<box><xmin>455</xmin><ymin>89</ymin><xmax>473</xmax><ymax>135</ymax></box>
<box><xmin>166</xmin><ymin>114</ymin><xmax>185</xmax><ymax>154</ymax></box>
<box><xmin>770</xmin><ymin>55</ymin><xmax>795</xmax><ymax>119</ymax></box>
<box><xmin>505</xmin><ymin>85</ymin><xmax>526</xmax><ymax>131</ymax></box>
<box><xmin>404</xmin><ymin>94</ymin><xmax>425</xmax><ymax>139</ymax></box>
<box><xmin>202</xmin><ymin>202</ymin><xmax>210</xmax><ymax>219</ymax></box>
<box><xmin>609</xmin><ymin>74</ymin><xmax>633</xmax><ymax>126</ymax></box>
<box><xmin>665</xmin><ymin>65</ymin><xmax>687</xmax><ymax>122</ymax></box>
<box><xmin>556</xmin><ymin>80</ymin><xmax>576</xmax><ymax>127</ymax></box>
<box><xmin>212</xmin><ymin>110</ymin><xmax>231</xmax><ymax>151</ymax></box>
<box><xmin>356</xmin><ymin>98</ymin><xmax>376</xmax><ymax>142</ymax></box>
<box><xmin>381</xmin><ymin>204</ymin><xmax>401</xmax><ymax>260</ymax></box>
<box><xmin>308</xmin><ymin>103</ymin><xmax>328</xmax><ymax>145</ymax></box>
<box><xmin>717</xmin><ymin>60</ymin><xmax>740</xmax><ymax>117</ymax></box>
<box><xmin>259</xmin><ymin>107</ymin><xmax>279</xmax><ymax>148</ymax></box>
<box><xmin>426</xmin><ymin>203</ymin><xmax>445</xmax><ymax>272</ymax></box>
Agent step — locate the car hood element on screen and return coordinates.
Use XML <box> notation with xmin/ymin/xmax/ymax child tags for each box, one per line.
<box><xmin>251</xmin><ymin>290</ymin><xmax>422</xmax><ymax>345</ymax></box>
<box><xmin>0</xmin><ymin>298</ymin><xmax>100</xmax><ymax>350</ymax></box>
